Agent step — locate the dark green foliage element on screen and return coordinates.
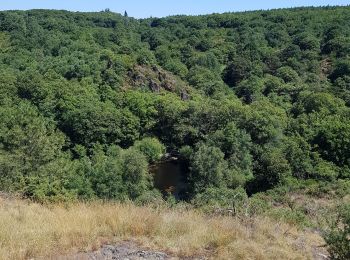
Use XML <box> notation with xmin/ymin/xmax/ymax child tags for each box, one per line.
<box><xmin>244</xmin><ymin>100</ymin><xmax>287</xmax><ymax>144</ymax></box>
<box><xmin>0</xmin><ymin>7</ymin><xmax>349</xmax><ymax>204</ymax></box>
<box><xmin>223</xmin><ymin>58</ymin><xmax>252</xmax><ymax>87</ymax></box>
<box><xmin>330</xmin><ymin>60</ymin><xmax>350</xmax><ymax>82</ymax></box>
<box><xmin>61</xmin><ymin>99</ymin><xmax>140</xmax><ymax>147</ymax></box>
<box><xmin>207</xmin><ymin>122</ymin><xmax>253</xmax><ymax>185</ymax></box>
<box><xmin>253</xmin><ymin>146</ymin><xmax>292</xmax><ymax>189</ymax></box>
<box><xmin>189</xmin><ymin>144</ymin><xmax>227</xmax><ymax>193</ymax></box>
<box><xmin>0</xmin><ymin>102</ymin><xmax>66</xmax><ymax>192</ymax></box>
<box><xmin>120</xmin><ymin>147</ymin><xmax>151</xmax><ymax>199</ymax></box>
<box><xmin>276</xmin><ymin>66</ymin><xmax>299</xmax><ymax>83</ymax></box>
<box><xmin>235</xmin><ymin>76</ymin><xmax>264</xmax><ymax>103</ymax></box>
<box><xmin>314</xmin><ymin>116</ymin><xmax>350</xmax><ymax>167</ymax></box>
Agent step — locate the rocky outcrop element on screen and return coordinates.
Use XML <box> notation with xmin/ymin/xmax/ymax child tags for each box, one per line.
<box><xmin>127</xmin><ymin>65</ymin><xmax>191</xmax><ymax>98</ymax></box>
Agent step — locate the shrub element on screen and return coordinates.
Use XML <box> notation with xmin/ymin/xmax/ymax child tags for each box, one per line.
<box><xmin>324</xmin><ymin>205</ymin><xmax>350</xmax><ymax>260</ymax></box>
<box><xmin>134</xmin><ymin>137</ymin><xmax>165</xmax><ymax>163</ymax></box>
<box><xmin>134</xmin><ymin>189</ymin><xmax>164</xmax><ymax>206</ymax></box>
<box><xmin>193</xmin><ymin>187</ymin><xmax>248</xmax><ymax>212</ymax></box>
<box><xmin>268</xmin><ymin>207</ymin><xmax>309</xmax><ymax>226</ymax></box>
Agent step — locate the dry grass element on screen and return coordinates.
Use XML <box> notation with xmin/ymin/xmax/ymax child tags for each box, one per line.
<box><xmin>0</xmin><ymin>197</ymin><xmax>324</xmax><ymax>260</ymax></box>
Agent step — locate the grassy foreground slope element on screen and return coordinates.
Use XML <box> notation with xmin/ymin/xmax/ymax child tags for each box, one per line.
<box><xmin>0</xmin><ymin>197</ymin><xmax>324</xmax><ymax>260</ymax></box>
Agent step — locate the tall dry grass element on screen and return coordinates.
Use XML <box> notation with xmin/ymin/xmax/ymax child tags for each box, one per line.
<box><xmin>0</xmin><ymin>197</ymin><xmax>324</xmax><ymax>259</ymax></box>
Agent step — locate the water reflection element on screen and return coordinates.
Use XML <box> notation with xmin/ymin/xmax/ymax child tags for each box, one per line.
<box><xmin>150</xmin><ymin>160</ymin><xmax>187</xmax><ymax>199</ymax></box>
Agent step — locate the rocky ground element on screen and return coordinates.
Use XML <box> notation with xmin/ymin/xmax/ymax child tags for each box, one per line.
<box><xmin>53</xmin><ymin>240</ymin><xmax>328</xmax><ymax>260</ymax></box>
<box><xmin>54</xmin><ymin>241</ymin><xmax>173</xmax><ymax>260</ymax></box>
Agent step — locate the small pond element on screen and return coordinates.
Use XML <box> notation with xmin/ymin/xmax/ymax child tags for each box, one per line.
<box><xmin>150</xmin><ymin>159</ymin><xmax>187</xmax><ymax>199</ymax></box>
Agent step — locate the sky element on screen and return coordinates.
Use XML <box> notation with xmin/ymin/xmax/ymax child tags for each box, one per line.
<box><xmin>0</xmin><ymin>0</ymin><xmax>349</xmax><ymax>18</ymax></box>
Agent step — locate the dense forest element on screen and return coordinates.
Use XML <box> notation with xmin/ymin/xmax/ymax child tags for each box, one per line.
<box><xmin>0</xmin><ymin>6</ymin><xmax>349</xmax><ymax>207</ymax></box>
<box><xmin>1</xmin><ymin>6</ymin><xmax>350</xmax><ymax>257</ymax></box>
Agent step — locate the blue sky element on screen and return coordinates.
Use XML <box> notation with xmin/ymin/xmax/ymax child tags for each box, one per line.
<box><xmin>1</xmin><ymin>0</ymin><xmax>349</xmax><ymax>18</ymax></box>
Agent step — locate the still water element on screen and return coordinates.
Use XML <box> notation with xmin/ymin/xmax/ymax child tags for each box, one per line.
<box><xmin>150</xmin><ymin>160</ymin><xmax>187</xmax><ymax>199</ymax></box>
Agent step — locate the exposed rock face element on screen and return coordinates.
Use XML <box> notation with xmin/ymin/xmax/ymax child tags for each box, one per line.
<box><xmin>126</xmin><ymin>65</ymin><xmax>190</xmax><ymax>98</ymax></box>
<box><xmin>180</xmin><ymin>90</ymin><xmax>189</xmax><ymax>101</ymax></box>
<box><xmin>149</xmin><ymin>79</ymin><xmax>161</xmax><ymax>93</ymax></box>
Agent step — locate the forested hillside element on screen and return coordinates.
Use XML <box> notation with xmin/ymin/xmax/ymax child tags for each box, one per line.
<box><xmin>0</xmin><ymin>6</ymin><xmax>349</xmax><ymax>205</ymax></box>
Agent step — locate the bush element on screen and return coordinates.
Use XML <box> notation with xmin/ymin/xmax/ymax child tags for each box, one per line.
<box><xmin>134</xmin><ymin>137</ymin><xmax>165</xmax><ymax>163</ymax></box>
<box><xmin>134</xmin><ymin>189</ymin><xmax>164</xmax><ymax>206</ymax></box>
<box><xmin>268</xmin><ymin>207</ymin><xmax>309</xmax><ymax>226</ymax></box>
<box><xmin>247</xmin><ymin>194</ymin><xmax>271</xmax><ymax>216</ymax></box>
<box><xmin>324</xmin><ymin>205</ymin><xmax>350</xmax><ymax>260</ymax></box>
<box><xmin>193</xmin><ymin>187</ymin><xmax>248</xmax><ymax>212</ymax></box>
<box><xmin>121</xmin><ymin>147</ymin><xmax>151</xmax><ymax>199</ymax></box>
<box><xmin>164</xmin><ymin>59</ymin><xmax>188</xmax><ymax>79</ymax></box>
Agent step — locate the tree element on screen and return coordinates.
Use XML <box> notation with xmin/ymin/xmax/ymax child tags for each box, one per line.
<box><xmin>86</xmin><ymin>145</ymin><xmax>152</xmax><ymax>201</ymax></box>
<box><xmin>0</xmin><ymin>102</ymin><xmax>67</xmax><ymax>197</ymax></box>
<box><xmin>60</xmin><ymin>98</ymin><xmax>140</xmax><ymax>147</ymax></box>
<box><xmin>0</xmin><ymin>12</ymin><xmax>26</xmax><ymax>32</ymax></box>
<box><xmin>121</xmin><ymin>148</ymin><xmax>150</xmax><ymax>199</ymax></box>
<box><xmin>164</xmin><ymin>59</ymin><xmax>188</xmax><ymax>79</ymax></box>
<box><xmin>330</xmin><ymin>60</ymin><xmax>350</xmax><ymax>82</ymax></box>
<box><xmin>189</xmin><ymin>144</ymin><xmax>228</xmax><ymax>193</ymax></box>
<box><xmin>276</xmin><ymin>66</ymin><xmax>299</xmax><ymax>83</ymax></box>
<box><xmin>253</xmin><ymin>146</ymin><xmax>292</xmax><ymax>189</ymax></box>
<box><xmin>243</xmin><ymin>100</ymin><xmax>288</xmax><ymax>144</ymax></box>
<box><xmin>187</xmin><ymin>66</ymin><xmax>224</xmax><ymax>95</ymax></box>
<box><xmin>313</xmin><ymin>116</ymin><xmax>350</xmax><ymax>167</ymax></box>
<box><xmin>88</xmin><ymin>144</ymin><xmax>125</xmax><ymax>200</ymax></box>
<box><xmin>293</xmin><ymin>32</ymin><xmax>319</xmax><ymax>51</ymax></box>
<box><xmin>223</xmin><ymin>57</ymin><xmax>252</xmax><ymax>87</ymax></box>
<box><xmin>283</xmin><ymin>135</ymin><xmax>313</xmax><ymax>179</ymax></box>
<box><xmin>207</xmin><ymin>122</ymin><xmax>253</xmax><ymax>185</ymax></box>
<box><xmin>121</xmin><ymin>91</ymin><xmax>158</xmax><ymax>133</ymax></box>
<box><xmin>293</xmin><ymin>92</ymin><xmax>345</xmax><ymax>115</ymax></box>
<box><xmin>235</xmin><ymin>76</ymin><xmax>265</xmax><ymax>103</ymax></box>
